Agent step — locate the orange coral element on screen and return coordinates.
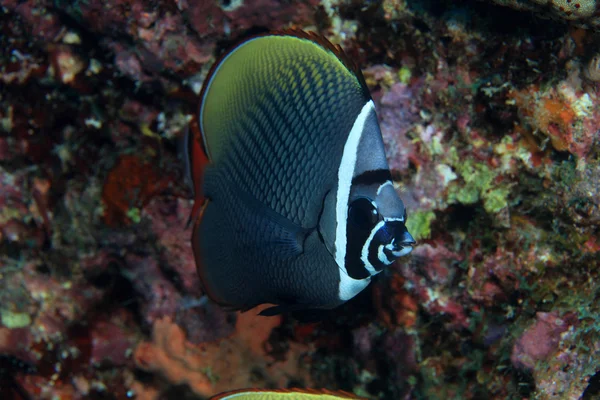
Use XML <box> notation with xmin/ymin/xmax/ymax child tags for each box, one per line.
<box><xmin>539</xmin><ymin>98</ymin><xmax>576</xmax><ymax>151</ymax></box>
<box><xmin>582</xmin><ymin>236</ymin><xmax>600</xmax><ymax>253</ymax></box>
<box><xmin>102</xmin><ymin>155</ymin><xmax>167</xmax><ymax>226</ymax></box>
<box><xmin>509</xmin><ymin>87</ymin><xmax>577</xmax><ymax>153</ymax></box>
<box><xmin>134</xmin><ymin>307</ymin><xmax>313</xmax><ymax>397</ymax></box>
<box><xmin>19</xmin><ymin>375</ymin><xmax>76</xmax><ymax>400</ymax></box>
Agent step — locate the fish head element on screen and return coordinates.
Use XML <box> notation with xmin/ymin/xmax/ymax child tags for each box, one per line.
<box><xmin>331</xmin><ymin>103</ymin><xmax>415</xmax><ymax>282</ymax></box>
<box><xmin>318</xmin><ymin>103</ymin><xmax>415</xmax><ymax>286</ymax></box>
<box><xmin>346</xmin><ymin>180</ymin><xmax>415</xmax><ymax>276</ymax></box>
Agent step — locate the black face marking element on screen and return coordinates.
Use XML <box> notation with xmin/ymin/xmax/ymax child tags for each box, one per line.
<box><xmin>351</xmin><ymin>169</ymin><xmax>393</xmax><ymax>186</ymax></box>
<box><xmin>345</xmin><ymin>197</ymin><xmax>380</xmax><ymax>279</ymax></box>
<box><xmin>345</xmin><ymin>228</ymin><xmax>372</xmax><ymax>279</ymax></box>
<box><xmin>348</xmin><ymin>198</ymin><xmax>379</xmax><ymax>230</ymax></box>
<box><xmin>367</xmin><ymin>221</ymin><xmax>413</xmax><ymax>270</ymax></box>
<box><xmin>367</xmin><ymin>224</ymin><xmax>395</xmax><ymax>271</ymax></box>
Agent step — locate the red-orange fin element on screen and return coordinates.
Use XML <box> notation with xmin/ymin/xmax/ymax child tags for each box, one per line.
<box><xmin>186</xmin><ymin>111</ymin><xmax>210</xmax><ymax>228</ymax></box>
<box><xmin>209</xmin><ymin>388</ymin><xmax>368</xmax><ymax>399</ymax></box>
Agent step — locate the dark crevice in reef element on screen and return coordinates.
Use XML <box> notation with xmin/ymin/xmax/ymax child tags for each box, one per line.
<box><xmin>512</xmin><ymin>368</ymin><xmax>536</xmax><ymax>397</ymax></box>
<box><xmin>409</xmin><ymin>0</ymin><xmax>568</xmax><ymax>38</ymax></box>
<box><xmin>86</xmin><ymin>258</ymin><xmax>145</xmax><ymax>329</ymax></box>
<box><xmin>583</xmin><ymin>370</ymin><xmax>600</xmax><ymax>399</ymax></box>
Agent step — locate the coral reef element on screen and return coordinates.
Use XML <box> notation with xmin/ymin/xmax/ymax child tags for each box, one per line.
<box><xmin>134</xmin><ymin>308</ymin><xmax>312</xmax><ymax>398</ymax></box>
<box><xmin>489</xmin><ymin>0</ymin><xmax>600</xmax><ymax>28</ymax></box>
<box><xmin>1</xmin><ymin>0</ymin><xmax>599</xmax><ymax>399</ymax></box>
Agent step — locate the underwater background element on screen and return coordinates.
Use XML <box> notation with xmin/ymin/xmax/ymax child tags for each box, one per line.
<box><xmin>1</xmin><ymin>0</ymin><xmax>599</xmax><ymax>399</ymax></box>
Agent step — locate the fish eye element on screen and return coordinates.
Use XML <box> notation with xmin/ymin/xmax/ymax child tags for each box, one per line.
<box><xmin>348</xmin><ymin>198</ymin><xmax>379</xmax><ymax>230</ymax></box>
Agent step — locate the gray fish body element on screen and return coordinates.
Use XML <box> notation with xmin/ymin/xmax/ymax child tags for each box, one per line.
<box><xmin>192</xmin><ymin>31</ymin><xmax>414</xmax><ymax>313</ymax></box>
<box><xmin>200</xmin><ymin>169</ymin><xmax>342</xmax><ymax>309</ymax></box>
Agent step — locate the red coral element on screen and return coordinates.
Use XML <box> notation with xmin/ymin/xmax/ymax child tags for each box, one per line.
<box><xmin>511</xmin><ymin>311</ymin><xmax>578</xmax><ymax>370</ymax></box>
<box><xmin>225</xmin><ymin>0</ymin><xmax>320</xmax><ymax>32</ymax></box>
<box><xmin>143</xmin><ymin>197</ymin><xmax>200</xmax><ymax>295</ymax></box>
<box><xmin>21</xmin><ymin>262</ymin><xmax>104</xmax><ymax>342</ymax></box>
<box><xmin>102</xmin><ymin>155</ymin><xmax>167</xmax><ymax>227</ymax></box>
<box><xmin>582</xmin><ymin>236</ymin><xmax>600</xmax><ymax>253</ymax></box>
<box><xmin>377</xmin><ymin>81</ymin><xmax>421</xmax><ymax>172</ymax></box>
<box><xmin>0</xmin><ymin>327</ymin><xmax>35</xmax><ymax>365</ymax></box>
<box><xmin>124</xmin><ymin>254</ymin><xmax>181</xmax><ymax>326</ymax></box>
<box><xmin>90</xmin><ymin>313</ymin><xmax>138</xmax><ymax>367</ymax></box>
<box><xmin>397</xmin><ymin>242</ymin><xmax>469</xmax><ymax>329</ymax></box>
<box><xmin>14</xmin><ymin>2</ymin><xmax>62</xmax><ymax>42</ymax></box>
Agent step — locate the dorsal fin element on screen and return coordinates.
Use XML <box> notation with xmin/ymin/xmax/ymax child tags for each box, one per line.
<box><xmin>192</xmin><ymin>28</ymin><xmax>370</xmax><ymax>225</ymax></box>
<box><xmin>197</xmin><ymin>30</ymin><xmax>371</xmax><ymax>146</ymax></box>
<box><xmin>267</xmin><ymin>28</ymin><xmax>370</xmax><ymax>97</ymax></box>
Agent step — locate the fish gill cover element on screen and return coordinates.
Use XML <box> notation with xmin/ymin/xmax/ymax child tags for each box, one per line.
<box><xmin>0</xmin><ymin>0</ymin><xmax>599</xmax><ymax>399</ymax></box>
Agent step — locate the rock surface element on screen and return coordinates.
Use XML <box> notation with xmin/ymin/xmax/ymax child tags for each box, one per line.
<box><xmin>1</xmin><ymin>1</ymin><xmax>599</xmax><ymax>399</ymax></box>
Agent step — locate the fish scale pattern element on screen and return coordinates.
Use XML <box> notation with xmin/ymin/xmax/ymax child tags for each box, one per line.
<box><xmin>201</xmin><ymin>35</ymin><xmax>369</xmax><ymax>228</ymax></box>
<box><xmin>200</xmin><ymin>165</ymin><xmax>341</xmax><ymax>309</ymax></box>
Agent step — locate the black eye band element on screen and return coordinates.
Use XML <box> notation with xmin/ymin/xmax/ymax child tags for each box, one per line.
<box><xmin>345</xmin><ymin>198</ymin><xmax>380</xmax><ymax>279</ymax></box>
<box><xmin>351</xmin><ymin>169</ymin><xmax>393</xmax><ymax>186</ymax></box>
<box><xmin>348</xmin><ymin>198</ymin><xmax>379</xmax><ymax>230</ymax></box>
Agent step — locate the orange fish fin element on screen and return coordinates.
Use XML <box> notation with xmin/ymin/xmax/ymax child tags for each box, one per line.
<box><xmin>186</xmin><ymin>196</ymin><xmax>207</xmax><ymax>229</ymax></box>
<box><xmin>186</xmin><ymin>111</ymin><xmax>210</xmax><ymax>228</ymax></box>
<box><xmin>209</xmin><ymin>388</ymin><xmax>369</xmax><ymax>399</ymax></box>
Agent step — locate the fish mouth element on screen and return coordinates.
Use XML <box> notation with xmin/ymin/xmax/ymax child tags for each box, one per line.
<box><xmin>370</xmin><ymin>221</ymin><xmax>417</xmax><ymax>270</ymax></box>
<box><xmin>389</xmin><ymin>246</ymin><xmax>414</xmax><ymax>257</ymax></box>
<box><xmin>384</xmin><ymin>223</ymin><xmax>416</xmax><ymax>259</ymax></box>
<box><xmin>384</xmin><ymin>242</ymin><xmax>413</xmax><ymax>260</ymax></box>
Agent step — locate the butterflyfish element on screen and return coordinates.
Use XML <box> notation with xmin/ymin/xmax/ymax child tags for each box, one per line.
<box><xmin>188</xmin><ymin>29</ymin><xmax>415</xmax><ymax>315</ymax></box>
<box><xmin>208</xmin><ymin>388</ymin><xmax>367</xmax><ymax>399</ymax></box>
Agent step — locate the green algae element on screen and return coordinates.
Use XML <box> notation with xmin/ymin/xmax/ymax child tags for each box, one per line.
<box><xmin>126</xmin><ymin>207</ymin><xmax>142</xmax><ymax>224</ymax></box>
<box><xmin>398</xmin><ymin>66</ymin><xmax>412</xmax><ymax>84</ymax></box>
<box><xmin>483</xmin><ymin>187</ymin><xmax>510</xmax><ymax>214</ymax></box>
<box><xmin>1</xmin><ymin>309</ymin><xmax>31</xmax><ymax>328</ymax></box>
<box><xmin>446</xmin><ymin>159</ymin><xmax>510</xmax><ymax>213</ymax></box>
<box><xmin>406</xmin><ymin>210</ymin><xmax>436</xmax><ymax>240</ymax></box>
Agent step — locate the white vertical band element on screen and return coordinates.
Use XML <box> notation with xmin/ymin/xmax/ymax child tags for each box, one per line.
<box><xmin>335</xmin><ymin>100</ymin><xmax>375</xmax><ymax>300</ymax></box>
